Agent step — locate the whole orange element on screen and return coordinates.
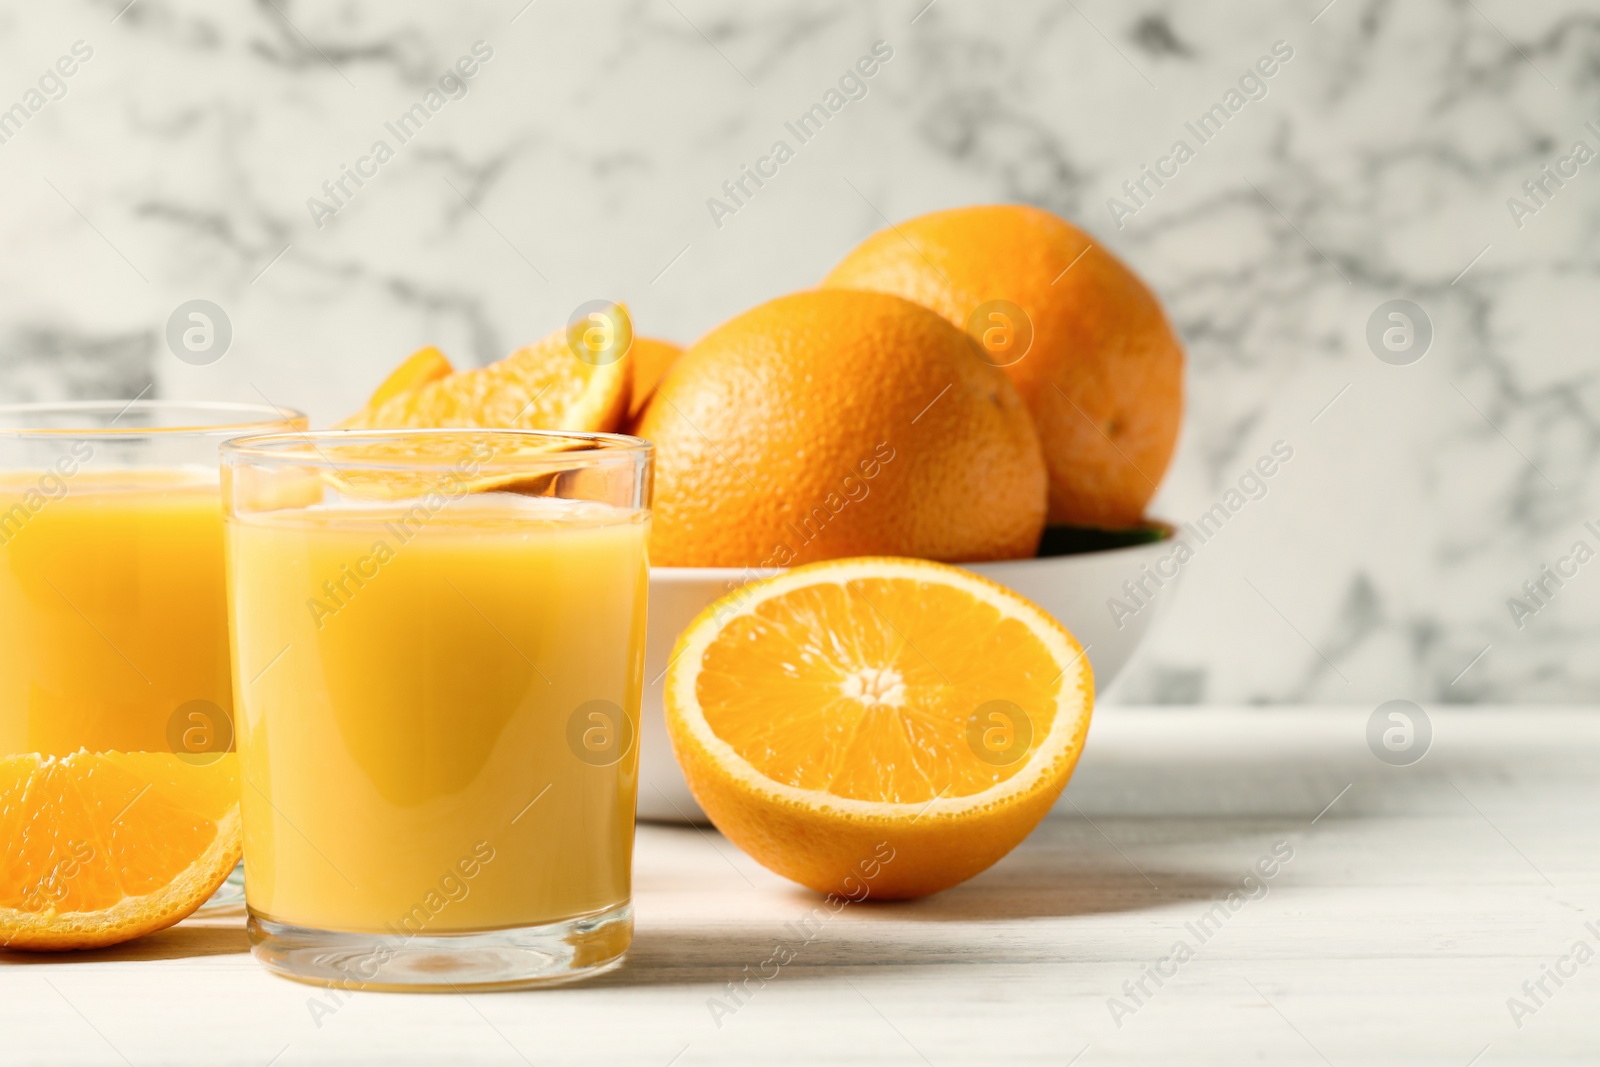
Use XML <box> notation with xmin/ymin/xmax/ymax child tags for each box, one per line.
<box><xmin>822</xmin><ymin>204</ymin><xmax>1183</xmax><ymax>528</ymax></box>
<box><xmin>635</xmin><ymin>289</ymin><xmax>1047</xmax><ymax>568</ymax></box>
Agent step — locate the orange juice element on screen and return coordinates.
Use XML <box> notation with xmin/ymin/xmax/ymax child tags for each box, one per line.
<box><xmin>0</xmin><ymin>469</ymin><xmax>232</xmax><ymax>757</ymax></box>
<box><xmin>226</xmin><ymin>494</ymin><xmax>647</xmax><ymax>934</ymax></box>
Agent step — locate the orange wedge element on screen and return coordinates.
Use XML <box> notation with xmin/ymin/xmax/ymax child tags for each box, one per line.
<box><xmin>626</xmin><ymin>338</ymin><xmax>682</xmax><ymax>425</ymax></box>
<box><xmin>364</xmin><ymin>345</ymin><xmax>454</xmax><ymax>410</ymax></box>
<box><xmin>335</xmin><ymin>346</ymin><xmax>454</xmax><ymax>429</ymax></box>
<box><xmin>665</xmin><ymin>557</ymin><xmax>1094</xmax><ymax>899</ymax></box>
<box><xmin>316</xmin><ymin>432</ymin><xmax>603</xmax><ymax>501</ymax></box>
<box><xmin>0</xmin><ymin>752</ymin><xmax>241</xmax><ymax>951</ymax></box>
<box><xmin>345</xmin><ymin>321</ymin><xmax>631</xmax><ymax>433</ymax></box>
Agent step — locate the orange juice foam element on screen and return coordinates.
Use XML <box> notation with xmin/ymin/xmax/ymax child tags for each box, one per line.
<box><xmin>226</xmin><ymin>493</ymin><xmax>647</xmax><ymax>934</ymax></box>
<box><xmin>0</xmin><ymin>468</ymin><xmax>231</xmax><ymax>757</ymax></box>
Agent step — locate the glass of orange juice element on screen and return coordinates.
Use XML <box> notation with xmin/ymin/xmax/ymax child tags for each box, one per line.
<box><xmin>221</xmin><ymin>428</ymin><xmax>651</xmax><ymax>991</ymax></box>
<box><xmin>0</xmin><ymin>401</ymin><xmax>305</xmax><ymax>761</ymax></box>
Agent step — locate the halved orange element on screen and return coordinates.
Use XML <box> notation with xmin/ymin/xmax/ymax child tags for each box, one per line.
<box><xmin>345</xmin><ymin>322</ymin><xmax>630</xmax><ymax>433</ymax></box>
<box><xmin>665</xmin><ymin>557</ymin><xmax>1094</xmax><ymax>899</ymax></box>
<box><xmin>0</xmin><ymin>752</ymin><xmax>241</xmax><ymax>951</ymax></box>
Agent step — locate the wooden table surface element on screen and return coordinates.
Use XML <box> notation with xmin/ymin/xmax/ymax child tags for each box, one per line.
<box><xmin>4</xmin><ymin>707</ymin><xmax>1596</xmax><ymax>1066</ymax></box>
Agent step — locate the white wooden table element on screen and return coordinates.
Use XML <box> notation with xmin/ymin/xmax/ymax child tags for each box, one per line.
<box><xmin>4</xmin><ymin>707</ymin><xmax>1596</xmax><ymax>1065</ymax></box>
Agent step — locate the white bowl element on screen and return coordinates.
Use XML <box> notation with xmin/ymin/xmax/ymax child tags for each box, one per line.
<box><xmin>637</xmin><ymin>526</ymin><xmax>1180</xmax><ymax>823</ymax></box>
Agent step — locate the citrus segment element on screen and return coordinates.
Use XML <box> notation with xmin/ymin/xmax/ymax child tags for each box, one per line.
<box><xmin>666</xmin><ymin>557</ymin><xmax>1093</xmax><ymax>899</ymax></box>
<box><xmin>0</xmin><ymin>752</ymin><xmax>241</xmax><ymax>951</ymax></box>
<box><xmin>626</xmin><ymin>338</ymin><xmax>683</xmax><ymax>425</ymax></box>
<box><xmin>311</xmin><ymin>431</ymin><xmax>595</xmax><ymax>501</ymax></box>
<box><xmin>345</xmin><ymin>325</ymin><xmax>630</xmax><ymax>434</ymax></box>
<box><xmin>363</xmin><ymin>346</ymin><xmax>454</xmax><ymax>411</ymax></box>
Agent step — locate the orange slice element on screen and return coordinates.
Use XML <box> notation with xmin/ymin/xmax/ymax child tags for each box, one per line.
<box><xmin>334</xmin><ymin>347</ymin><xmax>454</xmax><ymax>429</ymax></box>
<box><xmin>345</xmin><ymin>322</ymin><xmax>631</xmax><ymax>433</ymax></box>
<box><xmin>625</xmin><ymin>338</ymin><xmax>682</xmax><ymax>425</ymax></box>
<box><xmin>317</xmin><ymin>432</ymin><xmax>604</xmax><ymax>501</ymax></box>
<box><xmin>363</xmin><ymin>345</ymin><xmax>454</xmax><ymax>410</ymax></box>
<box><xmin>665</xmin><ymin>557</ymin><xmax>1093</xmax><ymax>899</ymax></box>
<box><xmin>0</xmin><ymin>752</ymin><xmax>241</xmax><ymax>951</ymax></box>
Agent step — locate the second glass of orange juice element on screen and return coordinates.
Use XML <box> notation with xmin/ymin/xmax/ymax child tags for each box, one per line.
<box><xmin>0</xmin><ymin>401</ymin><xmax>305</xmax><ymax>760</ymax></box>
<box><xmin>221</xmin><ymin>429</ymin><xmax>651</xmax><ymax>990</ymax></box>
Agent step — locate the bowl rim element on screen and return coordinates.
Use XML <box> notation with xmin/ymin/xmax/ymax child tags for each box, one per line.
<box><xmin>647</xmin><ymin>519</ymin><xmax>1177</xmax><ymax>582</ymax></box>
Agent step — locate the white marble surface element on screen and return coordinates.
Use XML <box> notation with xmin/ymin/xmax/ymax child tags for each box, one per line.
<box><xmin>0</xmin><ymin>1</ymin><xmax>1594</xmax><ymax>704</ymax></box>
<box><xmin>3</xmin><ymin>707</ymin><xmax>1596</xmax><ymax>1065</ymax></box>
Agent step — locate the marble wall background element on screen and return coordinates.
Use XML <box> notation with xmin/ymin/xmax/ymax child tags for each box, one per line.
<box><xmin>0</xmin><ymin>0</ymin><xmax>1594</xmax><ymax>705</ymax></box>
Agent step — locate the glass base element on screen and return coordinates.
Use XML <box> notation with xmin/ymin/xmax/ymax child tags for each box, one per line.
<box><xmin>197</xmin><ymin>860</ymin><xmax>246</xmax><ymax>911</ymax></box>
<box><xmin>246</xmin><ymin>901</ymin><xmax>632</xmax><ymax>992</ymax></box>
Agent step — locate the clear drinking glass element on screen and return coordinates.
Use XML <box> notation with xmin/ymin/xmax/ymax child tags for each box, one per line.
<box><xmin>0</xmin><ymin>400</ymin><xmax>306</xmax><ymax>911</ymax></box>
<box><xmin>220</xmin><ymin>429</ymin><xmax>652</xmax><ymax>990</ymax></box>
<box><xmin>0</xmin><ymin>400</ymin><xmax>306</xmax><ymax>759</ymax></box>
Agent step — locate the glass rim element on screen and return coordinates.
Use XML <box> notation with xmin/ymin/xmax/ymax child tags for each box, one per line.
<box><xmin>220</xmin><ymin>427</ymin><xmax>653</xmax><ymax>473</ymax></box>
<box><xmin>0</xmin><ymin>399</ymin><xmax>306</xmax><ymax>438</ymax></box>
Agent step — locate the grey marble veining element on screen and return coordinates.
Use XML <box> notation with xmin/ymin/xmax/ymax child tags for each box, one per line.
<box><xmin>0</xmin><ymin>0</ymin><xmax>1594</xmax><ymax>704</ymax></box>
